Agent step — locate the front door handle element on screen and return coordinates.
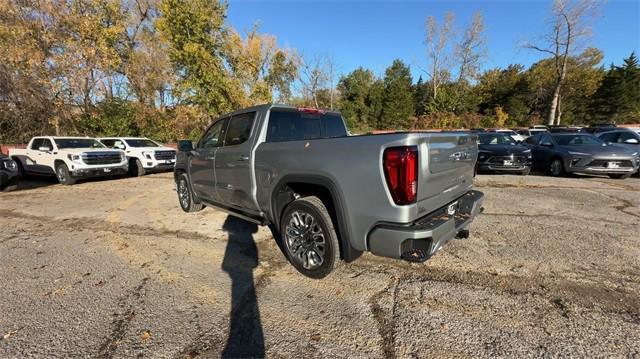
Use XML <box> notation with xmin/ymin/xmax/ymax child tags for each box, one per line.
<box><xmin>238</xmin><ymin>155</ymin><xmax>249</xmax><ymax>161</ymax></box>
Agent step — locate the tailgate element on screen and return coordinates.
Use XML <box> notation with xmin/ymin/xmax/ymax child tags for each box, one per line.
<box><xmin>417</xmin><ymin>132</ymin><xmax>477</xmax><ymax>209</ymax></box>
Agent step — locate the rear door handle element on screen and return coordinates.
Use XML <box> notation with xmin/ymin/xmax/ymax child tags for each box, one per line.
<box><xmin>238</xmin><ymin>155</ymin><xmax>249</xmax><ymax>161</ymax></box>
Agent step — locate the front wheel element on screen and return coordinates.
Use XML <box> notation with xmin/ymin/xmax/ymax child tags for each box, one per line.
<box><xmin>176</xmin><ymin>173</ymin><xmax>204</xmax><ymax>212</ymax></box>
<box><xmin>280</xmin><ymin>196</ymin><xmax>341</xmax><ymax>279</ymax></box>
<box><xmin>521</xmin><ymin>168</ymin><xmax>531</xmax><ymax>176</ymax></box>
<box><xmin>549</xmin><ymin>158</ymin><xmax>565</xmax><ymax>177</ymax></box>
<box><xmin>129</xmin><ymin>158</ymin><xmax>145</xmax><ymax>177</ymax></box>
<box><xmin>55</xmin><ymin>163</ymin><xmax>76</xmax><ymax>185</ymax></box>
<box><xmin>609</xmin><ymin>173</ymin><xmax>631</xmax><ymax>179</ymax></box>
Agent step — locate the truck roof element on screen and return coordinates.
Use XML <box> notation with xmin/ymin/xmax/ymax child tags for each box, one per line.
<box><xmin>32</xmin><ymin>136</ymin><xmax>93</xmax><ymax>140</ymax></box>
<box><xmin>214</xmin><ymin>103</ymin><xmax>341</xmax><ymax>120</ymax></box>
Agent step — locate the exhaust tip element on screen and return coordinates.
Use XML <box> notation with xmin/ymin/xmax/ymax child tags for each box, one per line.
<box><xmin>455</xmin><ymin>229</ymin><xmax>470</xmax><ymax>239</ymax></box>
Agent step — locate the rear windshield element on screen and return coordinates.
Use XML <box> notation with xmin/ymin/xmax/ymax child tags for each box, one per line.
<box><xmin>266</xmin><ymin>109</ymin><xmax>347</xmax><ymax>142</ymax></box>
<box><xmin>126</xmin><ymin>139</ymin><xmax>159</xmax><ymax>147</ymax></box>
<box><xmin>55</xmin><ymin>138</ymin><xmax>105</xmax><ymax>149</ymax></box>
<box><xmin>552</xmin><ymin>135</ymin><xmax>603</xmax><ymax>145</ymax></box>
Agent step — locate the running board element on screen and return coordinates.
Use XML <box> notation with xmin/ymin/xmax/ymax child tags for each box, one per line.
<box><xmin>201</xmin><ymin>200</ymin><xmax>265</xmax><ymax>225</ymax></box>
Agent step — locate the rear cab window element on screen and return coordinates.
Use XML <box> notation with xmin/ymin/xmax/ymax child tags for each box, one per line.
<box><xmin>266</xmin><ymin>108</ymin><xmax>348</xmax><ymax>142</ymax></box>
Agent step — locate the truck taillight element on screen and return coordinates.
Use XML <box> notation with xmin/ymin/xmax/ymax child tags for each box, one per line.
<box><xmin>383</xmin><ymin>146</ymin><xmax>418</xmax><ymax>205</ymax></box>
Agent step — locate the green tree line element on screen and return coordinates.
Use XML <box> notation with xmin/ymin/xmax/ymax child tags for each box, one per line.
<box><xmin>1</xmin><ymin>0</ymin><xmax>638</xmax><ymax>143</ymax></box>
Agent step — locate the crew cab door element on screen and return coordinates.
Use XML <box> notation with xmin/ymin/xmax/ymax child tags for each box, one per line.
<box><xmin>214</xmin><ymin>111</ymin><xmax>259</xmax><ymax>214</ymax></box>
<box><xmin>189</xmin><ymin>117</ymin><xmax>228</xmax><ymax>202</ymax></box>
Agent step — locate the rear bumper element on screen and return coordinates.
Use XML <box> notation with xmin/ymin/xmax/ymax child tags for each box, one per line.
<box><xmin>367</xmin><ymin>190</ymin><xmax>484</xmax><ymax>261</ymax></box>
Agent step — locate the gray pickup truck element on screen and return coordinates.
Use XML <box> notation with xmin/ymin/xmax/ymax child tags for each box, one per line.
<box><xmin>174</xmin><ymin>104</ymin><xmax>484</xmax><ymax>278</ymax></box>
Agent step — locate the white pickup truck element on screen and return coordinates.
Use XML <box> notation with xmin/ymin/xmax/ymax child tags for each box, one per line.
<box><xmin>10</xmin><ymin>136</ymin><xmax>128</xmax><ymax>185</ymax></box>
<box><xmin>98</xmin><ymin>137</ymin><xmax>176</xmax><ymax>176</ymax></box>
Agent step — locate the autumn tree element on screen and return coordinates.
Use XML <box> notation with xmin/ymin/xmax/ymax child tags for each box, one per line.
<box><xmin>525</xmin><ymin>0</ymin><xmax>601</xmax><ymax>125</ymax></box>
<box><xmin>157</xmin><ymin>0</ymin><xmax>231</xmax><ymax>115</ymax></box>
<box><xmin>225</xmin><ymin>27</ymin><xmax>298</xmax><ymax>106</ymax></box>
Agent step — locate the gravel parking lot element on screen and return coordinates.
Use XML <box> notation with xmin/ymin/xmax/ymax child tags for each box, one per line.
<box><xmin>1</xmin><ymin>173</ymin><xmax>639</xmax><ymax>358</ymax></box>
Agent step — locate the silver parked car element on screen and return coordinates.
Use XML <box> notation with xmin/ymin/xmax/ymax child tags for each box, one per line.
<box><xmin>598</xmin><ymin>129</ymin><xmax>640</xmax><ymax>176</ymax></box>
<box><xmin>524</xmin><ymin>133</ymin><xmax>639</xmax><ymax>179</ymax></box>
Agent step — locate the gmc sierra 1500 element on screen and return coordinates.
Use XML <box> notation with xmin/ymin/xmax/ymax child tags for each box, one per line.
<box><xmin>174</xmin><ymin>104</ymin><xmax>483</xmax><ymax>278</ymax></box>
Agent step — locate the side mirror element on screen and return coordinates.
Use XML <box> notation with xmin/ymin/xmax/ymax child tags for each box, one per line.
<box><xmin>38</xmin><ymin>146</ymin><xmax>51</xmax><ymax>152</ymax></box>
<box><xmin>116</xmin><ymin>144</ymin><xmax>126</xmax><ymax>150</ymax></box>
<box><xmin>178</xmin><ymin>140</ymin><xmax>194</xmax><ymax>152</ymax></box>
<box><xmin>623</xmin><ymin>138</ymin><xmax>639</xmax><ymax>144</ymax></box>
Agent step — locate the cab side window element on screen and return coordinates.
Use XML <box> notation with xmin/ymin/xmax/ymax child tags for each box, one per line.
<box><xmin>525</xmin><ymin>136</ymin><xmax>539</xmax><ymax>145</ymax></box>
<box><xmin>101</xmin><ymin>139</ymin><xmax>115</xmax><ymax>147</ymax></box>
<box><xmin>30</xmin><ymin>139</ymin><xmax>43</xmax><ymax>150</ymax></box>
<box><xmin>617</xmin><ymin>132</ymin><xmax>637</xmax><ymax>143</ymax></box>
<box><xmin>600</xmin><ymin>132</ymin><xmax>619</xmax><ymax>143</ymax></box>
<box><xmin>40</xmin><ymin>139</ymin><xmax>53</xmax><ymax>150</ymax></box>
<box><xmin>539</xmin><ymin>134</ymin><xmax>553</xmax><ymax>146</ymax></box>
<box><xmin>198</xmin><ymin>118</ymin><xmax>228</xmax><ymax>149</ymax></box>
<box><xmin>224</xmin><ymin>112</ymin><xmax>255</xmax><ymax>146</ymax></box>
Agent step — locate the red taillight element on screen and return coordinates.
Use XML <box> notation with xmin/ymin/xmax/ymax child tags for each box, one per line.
<box><xmin>383</xmin><ymin>146</ymin><xmax>418</xmax><ymax>205</ymax></box>
<box><xmin>297</xmin><ymin>107</ymin><xmax>326</xmax><ymax>115</ymax></box>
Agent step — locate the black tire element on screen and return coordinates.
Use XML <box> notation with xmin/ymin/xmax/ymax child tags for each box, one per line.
<box><xmin>609</xmin><ymin>173</ymin><xmax>631</xmax><ymax>179</ymax></box>
<box><xmin>176</xmin><ymin>173</ymin><xmax>204</xmax><ymax>212</ymax></box>
<box><xmin>55</xmin><ymin>163</ymin><xmax>76</xmax><ymax>185</ymax></box>
<box><xmin>129</xmin><ymin>158</ymin><xmax>145</xmax><ymax>177</ymax></box>
<box><xmin>280</xmin><ymin>196</ymin><xmax>341</xmax><ymax>279</ymax></box>
<box><xmin>2</xmin><ymin>183</ymin><xmax>18</xmax><ymax>192</ymax></box>
<box><xmin>549</xmin><ymin>158</ymin><xmax>565</xmax><ymax>177</ymax></box>
<box><xmin>14</xmin><ymin>159</ymin><xmax>26</xmax><ymax>179</ymax></box>
<box><xmin>521</xmin><ymin>168</ymin><xmax>531</xmax><ymax>176</ymax></box>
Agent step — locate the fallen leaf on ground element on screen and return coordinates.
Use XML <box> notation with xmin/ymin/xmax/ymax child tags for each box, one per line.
<box><xmin>141</xmin><ymin>330</ymin><xmax>151</xmax><ymax>342</ymax></box>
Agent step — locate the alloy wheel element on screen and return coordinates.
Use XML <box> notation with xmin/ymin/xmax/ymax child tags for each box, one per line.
<box><xmin>285</xmin><ymin>210</ymin><xmax>326</xmax><ymax>270</ymax></box>
<box><xmin>178</xmin><ymin>179</ymin><xmax>190</xmax><ymax>209</ymax></box>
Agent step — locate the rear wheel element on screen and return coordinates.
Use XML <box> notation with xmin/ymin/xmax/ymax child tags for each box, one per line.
<box><xmin>280</xmin><ymin>196</ymin><xmax>341</xmax><ymax>279</ymax></box>
<box><xmin>55</xmin><ymin>163</ymin><xmax>76</xmax><ymax>185</ymax></box>
<box><xmin>549</xmin><ymin>158</ymin><xmax>565</xmax><ymax>177</ymax></box>
<box><xmin>129</xmin><ymin>158</ymin><xmax>145</xmax><ymax>177</ymax></box>
<box><xmin>609</xmin><ymin>173</ymin><xmax>631</xmax><ymax>179</ymax></box>
<box><xmin>176</xmin><ymin>173</ymin><xmax>204</xmax><ymax>212</ymax></box>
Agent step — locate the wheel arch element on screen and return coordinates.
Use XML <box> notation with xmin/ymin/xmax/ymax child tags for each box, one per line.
<box><xmin>271</xmin><ymin>175</ymin><xmax>362</xmax><ymax>262</ymax></box>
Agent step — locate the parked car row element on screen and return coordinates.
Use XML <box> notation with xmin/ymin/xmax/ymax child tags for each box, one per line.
<box><xmin>7</xmin><ymin>136</ymin><xmax>175</xmax><ymax>186</ymax></box>
<box><xmin>476</xmin><ymin>129</ymin><xmax>640</xmax><ymax>179</ymax></box>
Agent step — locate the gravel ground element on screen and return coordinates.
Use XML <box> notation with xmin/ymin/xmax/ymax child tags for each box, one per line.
<box><xmin>0</xmin><ymin>172</ymin><xmax>639</xmax><ymax>358</ymax></box>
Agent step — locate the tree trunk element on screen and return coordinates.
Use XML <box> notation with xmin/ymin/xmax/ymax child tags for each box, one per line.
<box><xmin>556</xmin><ymin>94</ymin><xmax>563</xmax><ymax>125</ymax></box>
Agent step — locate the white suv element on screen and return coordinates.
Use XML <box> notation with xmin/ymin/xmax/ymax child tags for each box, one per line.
<box><xmin>99</xmin><ymin>137</ymin><xmax>176</xmax><ymax>176</ymax></box>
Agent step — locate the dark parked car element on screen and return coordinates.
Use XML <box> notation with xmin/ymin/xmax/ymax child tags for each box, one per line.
<box><xmin>584</xmin><ymin>123</ymin><xmax>617</xmax><ymax>134</ymax></box>
<box><xmin>0</xmin><ymin>154</ymin><xmax>20</xmax><ymax>192</ymax></box>
<box><xmin>476</xmin><ymin>133</ymin><xmax>532</xmax><ymax>175</ymax></box>
<box><xmin>524</xmin><ymin>133</ymin><xmax>639</xmax><ymax>179</ymax></box>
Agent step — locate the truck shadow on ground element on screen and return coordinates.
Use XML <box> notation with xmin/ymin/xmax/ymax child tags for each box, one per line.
<box><xmin>221</xmin><ymin>216</ymin><xmax>265</xmax><ymax>358</ymax></box>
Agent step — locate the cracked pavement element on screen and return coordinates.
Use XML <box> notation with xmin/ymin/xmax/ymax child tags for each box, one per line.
<box><xmin>1</xmin><ymin>173</ymin><xmax>639</xmax><ymax>358</ymax></box>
